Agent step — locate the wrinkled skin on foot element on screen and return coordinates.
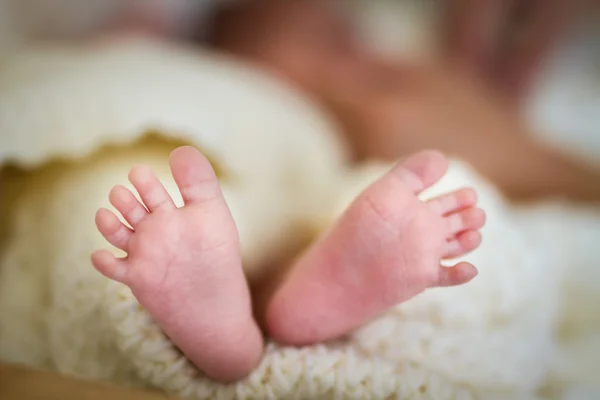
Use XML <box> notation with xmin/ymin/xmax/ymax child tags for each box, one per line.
<box><xmin>92</xmin><ymin>146</ymin><xmax>485</xmax><ymax>381</ymax></box>
<box><xmin>92</xmin><ymin>147</ymin><xmax>263</xmax><ymax>382</ymax></box>
<box><xmin>264</xmin><ymin>150</ymin><xmax>485</xmax><ymax>345</ymax></box>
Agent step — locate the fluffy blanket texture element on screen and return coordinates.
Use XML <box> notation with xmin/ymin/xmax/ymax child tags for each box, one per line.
<box><xmin>0</xmin><ymin>38</ymin><xmax>598</xmax><ymax>400</ymax></box>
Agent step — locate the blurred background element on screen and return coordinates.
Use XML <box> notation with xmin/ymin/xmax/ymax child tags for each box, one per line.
<box><xmin>1</xmin><ymin>0</ymin><xmax>599</xmax><ymax>200</ymax></box>
<box><xmin>0</xmin><ymin>1</ymin><xmax>599</xmax><ymax>399</ymax></box>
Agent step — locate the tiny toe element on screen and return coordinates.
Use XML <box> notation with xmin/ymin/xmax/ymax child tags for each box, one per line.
<box><xmin>445</xmin><ymin>207</ymin><xmax>486</xmax><ymax>237</ymax></box>
<box><xmin>169</xmin><ymin>146</ymin><xmax>222</xmax><ymax>205</ymax></box>
<box><xmin>95</xmin><ymin>208</ymin><xmax>134</xmax><ymax>251</ymax></box>
<box><xmin>109</xmin><ymin>185</ymin><xmax>148</xmax><ymax>227</ymax></box>
<box><xmin>444</xmin><ymin>230</ymin><xmax>482</xmax><ymax>259</ymax></box>
<box><xmin>91</xmin><ymin>250</ymin><xmax>129</xmax><ymax>283</ymax></box>
<box><xmin>391</xmin><ymin>150</ymin><xmax>449</xmax><ymax>193</ymax></box>
<box><xmin>427</xmin><ymin>188</ymin><xmax>478</xmax><ymax>215</ymax></box>
<box><xmin>128</xmin><ymin>165</ymin><xmax>175</xmax><ymax>212</ymax></box>
<box><xmin>435</xmin><ymin>262</ymin><xmax>478</xmax><ymax>287</ymax></box>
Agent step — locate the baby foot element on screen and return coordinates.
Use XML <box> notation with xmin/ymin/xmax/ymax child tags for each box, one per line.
<box><xmin>265</xmin><ymin>151</ymin><xmax>486</xmax><ymax>345</ymax></box>
<box><xmin>92</xmin><ymin>146</ymin><xmax>263</xmax><ymax>382</ymax></box>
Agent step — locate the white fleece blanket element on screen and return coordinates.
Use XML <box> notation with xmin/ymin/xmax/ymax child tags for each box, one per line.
<box><xmin>0</xmin><ymin>35</ymin><xmax>598</xmax><ymax>400</ymax></box>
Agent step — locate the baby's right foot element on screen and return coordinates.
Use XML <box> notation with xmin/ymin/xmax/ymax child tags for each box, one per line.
<box><xmin>265</xmin><ymin>151</ymin><xmax>486</xmax><ymax>345</ymax></box>
<box><xmin>91</xmin><ymin>146</ymin><xmax>263</xmax><ymax>382</ymax></box>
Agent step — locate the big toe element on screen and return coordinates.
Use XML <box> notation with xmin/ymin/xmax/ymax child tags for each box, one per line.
<box><xmin>392</xmin><ymin>150</ymin><xmax>449</xmax><ymax>193</ymax></box>
<box><xmin>169</xmin><ymin>146</ymin><xmax>213</xmax><ymax>174</ymax></box>
<box><xmin>169</xmin><ymin>146</ymin><xmax>222</xmax><ymax>204</ymax></box>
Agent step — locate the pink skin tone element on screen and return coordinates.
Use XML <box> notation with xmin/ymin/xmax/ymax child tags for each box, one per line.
<box><xmin>92</xmin><ymin>146</ymin><xmax>485</xmax><ymax>382</ymax></box>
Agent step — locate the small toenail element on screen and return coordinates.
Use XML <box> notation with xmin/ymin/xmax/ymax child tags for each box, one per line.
<box><xmin>130</xmin><ymin>166</ymin><xmax>153</xmax><ymax>182</ymax></box>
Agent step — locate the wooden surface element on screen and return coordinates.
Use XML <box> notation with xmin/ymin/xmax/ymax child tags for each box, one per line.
<box><xmin>0</xmin><ymin>363</ymin><xmax>178</xmax><ymax>400</ymax></box>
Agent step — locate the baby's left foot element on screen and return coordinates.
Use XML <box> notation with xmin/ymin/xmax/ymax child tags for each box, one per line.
<box><xmin>265</xmin><ymin>151</ymin><xmax>486</xmax><ymax>345</ymax></box>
